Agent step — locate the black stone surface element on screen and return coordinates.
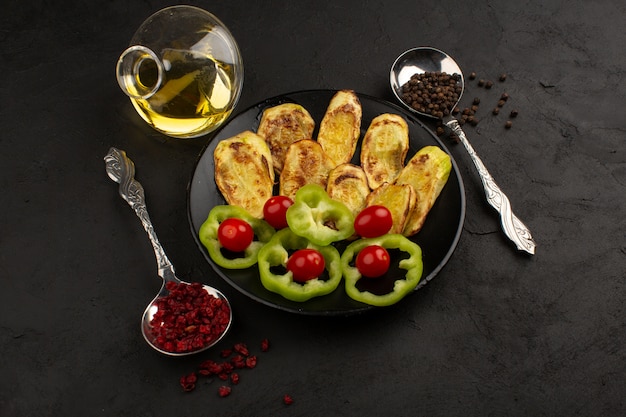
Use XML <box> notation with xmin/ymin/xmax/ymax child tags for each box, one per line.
<box><xmin>1</xmin><ymin>1</ymin><xmax>624</xmax><ymax>416</ymax></box>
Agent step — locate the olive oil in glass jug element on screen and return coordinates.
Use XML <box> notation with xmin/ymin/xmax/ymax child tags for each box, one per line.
<box><xmin>116</xmin><ymin>6</ymin><xmax>244</xmax><ymax>138</ymax></box>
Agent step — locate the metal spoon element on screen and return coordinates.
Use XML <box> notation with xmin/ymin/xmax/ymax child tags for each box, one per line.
<box><xmin>390</xmin><ymin>47</ymin><xmax>536</xmax><ymax>255</ymax></box>
<box><xmin>104</xmin><ymin>147</ymin><xmax>232</xmax><ymax>356</ymax></box>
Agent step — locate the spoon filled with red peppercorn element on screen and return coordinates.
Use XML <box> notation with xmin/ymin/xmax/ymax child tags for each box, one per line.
<box><xmin>390</xmin><ymin>47</ymin><xmax>536</xmax><ymax>255</ymax></box>
<box><xmin>104</xmin><ymin>147</ymin><xmax>232</xmax><ymax>356</ymax></box>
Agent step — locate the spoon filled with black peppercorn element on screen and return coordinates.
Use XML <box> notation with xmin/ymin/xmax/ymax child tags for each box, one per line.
<box><xmin>104</xmin><ymin>147</ymin><xmax>232</xmax><ymax>356</ymax></box>
<box><xmin>390</xmin><ymin>47</ymin><xmax>536</xmax><ymax>255</ymax></box>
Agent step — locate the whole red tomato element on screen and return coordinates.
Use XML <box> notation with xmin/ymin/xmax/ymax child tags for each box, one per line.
<box><xmin>217</xmin><ymin>218</ymin><xmax>254</xmax><ymax>252</ymax></box>
<box><xmin>263</xmin><ymin>196</ymin><xmax>294</xmax><ymax>229</ymax></box>
<box><xmin>354</xmin><ymin>205</ymin><xmax>393</xmax><ymax>238</ymax></box>
<box><xmin>286</xmin><ymin>249</ymin><xmax>325</xmax><ymax>282</ymax></box>
<box><xmin>355</xmin><ymin>245</ymin><xmax>390</xmax><ymax>278</ymax></box>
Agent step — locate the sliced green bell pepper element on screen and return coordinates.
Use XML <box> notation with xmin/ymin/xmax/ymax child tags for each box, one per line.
<box><xmin>285</xmin><ymin>184</ymin><xmax>355</xmax><ymax>246</ymax></box>
<box><xmin>257</xmin><ymin>228</ymin><xmax>342</xmax><ymax>302</ymax></box>
<box><xmin>199</xmin><ymin>205</ymin><xmax>275</xmax><ymax>269</ymax></box>
<box><xmin>341</xmin><ymin>234</ymin><xmax>423</xmax><ymax>307</ymax></box>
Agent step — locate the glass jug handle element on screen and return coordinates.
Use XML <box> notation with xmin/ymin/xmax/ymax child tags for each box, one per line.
<box><xmin>116</xmin><ymin>45</ymin><xmax>164</xmax><ymax>100</ymax></box>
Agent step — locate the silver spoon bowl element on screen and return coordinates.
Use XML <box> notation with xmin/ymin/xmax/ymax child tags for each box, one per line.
<box><xmin>104</xmin><ymin>147</ymin><xmax>232</xmax><ymax>356</ymax></box>
<box><xmin>390</xmin><ymin>47</ymin><xmax>536</xmax><ymax>255</ymax></box>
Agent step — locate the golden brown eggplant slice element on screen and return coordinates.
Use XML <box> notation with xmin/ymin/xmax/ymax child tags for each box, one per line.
<box><xmin>214</xmin><ymin>130</ymin><xmax>274</xmax><ymax>218</ymax></box>
<box><xmin>394</xmin><ymin>146</ymin><xmax>451</xmax><ymax>236</ymax></box>
<box><xmin>326</xmin><ymin>163</ymin><xmax>370</xmax><ymax>217</ymax></box>
<box><xmin>257</xmin><ymin>103</ymin><xmax>316</xmax><ymax>174</ymax></box>
<box><xmin>365</xmin><ymin>183</ymin><xmax>416</xmax><ymax>235</ymax></box>
<box><xmin>279</xmin><ymin>139</ymin><xmax>335</xmax><ymax>201</ymax></box>
<box><xmin>360</xmin><ymin>113</ymin><xmax>410</xmax><ymax>190</ymax></box>
<box><xmin>316</xmin><ymin>90</ymin><xmax>362</xmax><ymax>167</ymax></box>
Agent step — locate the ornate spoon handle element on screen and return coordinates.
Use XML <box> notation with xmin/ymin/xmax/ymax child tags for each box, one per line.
<box><xmin>104</xmin><ymin>147</ymin><xmax>178</xmax><ymax>280</ymax></box>
<box><xmin>446</xmin><ymin>120</ymin><xmax>536</xmax><ymax>255</ymax></box>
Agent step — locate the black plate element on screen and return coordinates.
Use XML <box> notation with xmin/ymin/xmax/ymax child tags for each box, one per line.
<box><xmin>188</xmin><ymin>90</ymin><xmax>465</xmax><ymax>316</ymax></box>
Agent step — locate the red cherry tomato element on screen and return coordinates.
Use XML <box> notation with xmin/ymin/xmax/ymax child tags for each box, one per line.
<box><xmin>263</xmin><ymin>196</ymin><xmax>294</xmax><ymax>229</ymax></box>
<box><xmin>355</xmin><ymin>245</ymin><xmax>390</xmax><ymax>278</ymax></box>
<box><xmin>217</xmin><ymin>218</ymin><xmax>254</xmax><ymax>252</ymax></box>
<box><xmin>286</xmin><ymin>249</ymin><xmax>325</xmax><ymax>283</ymax></box>
<box><xmin>354</xmin><ymin>205</ymin><xmax>393</xmax><ymax>238</ymax></box>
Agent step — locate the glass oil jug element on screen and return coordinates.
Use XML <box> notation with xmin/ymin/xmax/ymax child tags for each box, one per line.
<box><xmin>116</xmin><ymin>5</ymin><xmax>244</xmax><ymax>138</ymax></box>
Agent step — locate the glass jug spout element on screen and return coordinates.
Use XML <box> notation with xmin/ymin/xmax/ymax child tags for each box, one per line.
<box><xmin>116</xmin><ymin>45</ymin><xmax>165</xmax><ymax>100</ymax></box>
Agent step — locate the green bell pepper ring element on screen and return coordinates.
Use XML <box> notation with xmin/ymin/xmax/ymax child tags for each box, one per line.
<box><xmin>199</xmin><ymin>205</ymin><xmax>275</xmax><ymax>269</ymax></box>
<box><xmin>257</xmin><ymin>228</ymin><xmax>342</xmax><ymax>302</ymax></box>
<box><xmin>341</xmin><ymin>234</ymin><xmax>423</xmax><ymax>307</ymax></box>
<box><xmin>285</xmin><ymin>184</ymin><xmax>355</xmax><ymax>246</ymax></box>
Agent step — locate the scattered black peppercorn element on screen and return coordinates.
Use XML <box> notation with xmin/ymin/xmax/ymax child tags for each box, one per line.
<box><xmin>500</xmin><ymin>92</ymin><xmax>509</xmax><ymax>101</ymax></box>
<box><xmin>485</xmin><ymin>80</ymin><xmax>493</xmax><ymax>89</ymax></box>
<box><xmin>436</xmin><ymin>126</ymin><xmax>445</xmax><ymax>136</ymax></box>
<box><xmin>505</xmin><ymin>120</ymin><xmax>513</xmax><ymax>129</ymax></box>
<box><xmin>477</xmin><ymin>79</ymin><xmax>485</xmax><ymax>87</ymax></box>
<box><xmin>469</xmin><ymin>72</ymin><xmax>477</xmax><ymax>80</ymax></box>
<box><xmin>472</xmin><ymin>97</ymin><xmax>480</xmax><ymax>105</ymax></box>
<box><xmin>510</xmin><ymin>110</ymin><xmax>519</xmax><ymax>118</ymax></box>
<box><xmin>492</xmin><ymin>108</ymin><xmax>500</xmax><ymax>115</ymax></box>
<box><xmin>499</xmin><ymin>73</ymin><xmax>507</xmax><ymax>82</ymax></box>
<box><xmin>497</xmin><ymin>99</ymin><xmax>506</xmax><ymax>107</ymax></box>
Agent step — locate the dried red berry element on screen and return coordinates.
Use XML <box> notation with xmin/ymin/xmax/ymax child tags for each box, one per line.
<box><xmin>218</xmin><ymin>386</ymin><xmax>232</xmax><ymax>397</ymax></box>
<box><xmin>245</xmin><ymin>356</ymin><xmax>257</xmax><ymax>369</ymax></box>
<box><xmin>149</xmin><ymin>282</ymin><xmax>231</xmax><ymax>354</ymax></box>
<box><xmin>234</xmin><ymin>343</ymin><xmax>249</xmax><ymax>356</ymax></box>
<box><xmin>230</xmin><ymin>373</ymin><xmax>240</xmax><ymax>385</ymax></box>
<box><xmin>283</xmin><ymin>394</ymin><xmax>293</xmax><ymax>405</ymax></box>
<box><xmin>180</xmin><ymin>372</ymin><xmax>197</xmax><ymax>392</ymax></box>
<box><xmin>220</xmin><ymin>348</ymin><xmax>232</xmax><ymax>358</ymax></box>
<box><xmin>260</xmin><ymin>338</ymin><xmax>270</xmax><ymax>352</ymax></box>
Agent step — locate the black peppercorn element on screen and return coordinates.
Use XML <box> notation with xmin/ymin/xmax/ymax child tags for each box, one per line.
<box><xmin>497</xmin><ymin>99</ymin><xmax>506</xmax><ymax>107</ymax></box>
<box><xmin>492</xmin><ymin>108</ymin><xmax>499</xmax><ymax>115</ymax></box>
<box><xmin>398</xmin><ymin>71</ymin><xmax>462</xmax><ymax>117</ymax></box>
<box><xmin>477</xmin><ymin>79</ymin><xmax>485</xmax><ymax>87</ymax></box>
<box><xmin>485</xmin><ymin>80</ymin><xmax>493</xmax><ymax>89</ymax></box>
<box><xmin>500</xmin><ymin>92</ymin><xmax>509</xmax><ymax>101</ymax></box>
<box><xmin>469</xmin><ymin>72</ymin><xmax>477</xmax><ymax>80</ymax></box>
<box><xmin>472</xmin><ymin>97</ymin><xmax>480</xmax><ymax>105</ymax></box>
<box><xmin>505</xmin><ymin>120</ymin><xmax>513</xmax><ymax>129</ymax></box>
<box><xmin>499</xmin><ymin>73</ymin><xmax>507</xmax><ymax>82</ymax></box>
<box><xmin>510</xmin><ymin>110</ymin><xmax>519</xmax><ymax>118</ymax></box>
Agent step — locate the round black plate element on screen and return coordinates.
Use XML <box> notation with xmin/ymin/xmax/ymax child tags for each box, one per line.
<box><xmin>188</xmin><ymin>90</ymin><xmax>465</xmax><ymax>316</ymax></box>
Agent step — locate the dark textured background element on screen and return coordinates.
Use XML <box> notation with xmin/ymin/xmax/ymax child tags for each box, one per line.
<box><xmin>1</xmin><ymin>0</ymin><xmax>624</xmax><ymax>416</ymax></box>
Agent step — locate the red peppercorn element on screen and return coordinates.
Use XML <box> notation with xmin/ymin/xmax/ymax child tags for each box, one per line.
<box><xmin>283</xmin><ymin>394</ymin><xmax>294</xmax><ymax>405</ymax></box>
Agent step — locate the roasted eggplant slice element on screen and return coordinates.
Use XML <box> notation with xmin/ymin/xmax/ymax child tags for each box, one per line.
<box><xmin>214</xmin><ymin>130</ymin><xmax>274</xmax><ymax>218</ymax></box>
<box><xmin>257</xmin><ymin>103</ymin><xmax>315</xmax><ymax>174</ymax></box>
<box><xmin>360</xmin><ymin>113</ymin><xmax>409</xmax><ymax>190</ymax></box>
<box><xmin>316</xmin><ymin>90</ymin><xmax>362</xmax><ymax>167</ymax></box>
<box><xmin>365</xmin><ymin>183</ymin><xmax>416</xmax><ymax>235</ymax></box>
<box><xmin>279</xmin><ymin>139</ymin><xmax>335</xmax><ymax>201</ymax></box>
<box><xmin>326</xmin><ymin>163</ymin><xmax>370</xmax><ymax>217</ymax></box>
<box><xmin>394</xmin><ymin>146</ymin><xmax>451</xmax><ymax>236</ymax></box>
